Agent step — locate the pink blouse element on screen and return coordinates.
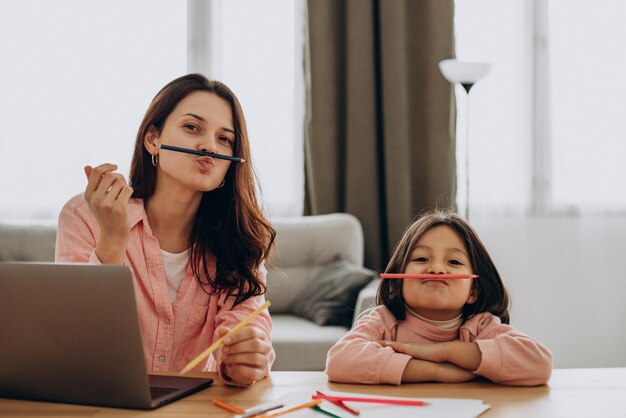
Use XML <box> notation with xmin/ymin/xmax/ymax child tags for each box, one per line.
<box><xmin>55</xmin><ymin>193</ymin><xmax>274</xmax><ymax>383</ymax></box>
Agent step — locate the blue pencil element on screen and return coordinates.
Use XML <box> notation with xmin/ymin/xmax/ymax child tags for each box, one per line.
<box><xmin>160</xmin><ymin>144</ymin><xmax>246</xmax><ymax>163</ymax></box>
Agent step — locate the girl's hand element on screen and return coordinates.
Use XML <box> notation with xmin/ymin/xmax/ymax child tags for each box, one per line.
<box><xmin>380</xmin><ymin>341</ymin><xmax>447</xmax><ymax>363</ymax></box>
<box><xmin>432</xmin><ymin>362</ymin><xmax>477</xmax><ymax>383</ymax></box>
<box><xmin>402</xmin><ymin>358</ymin><xmax>476</xmax><ymax>383</ymax></box>
<box><xmin>84</xmin><ymin>164</ymin><xmax>133</xmax><ymax>264</ymax></box>
<box><xmin>217</xmin><ymin>325</ymin><xmax>273</xmax><ymax>386</ymax></box>
<box><xmin>381</xmin><ymin>340</ymin><xmax>482</xmax><ymax>371</ymax></box>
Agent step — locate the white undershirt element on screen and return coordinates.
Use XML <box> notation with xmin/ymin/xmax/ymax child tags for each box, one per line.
<box><xmin>405</xmin><ymin>305</ymin><xmax>463</xmax><ymax>329</ymax></box>
<box><xmin>161</xmin><ymin>249</ymin><xmax>190</xmax><ymax>302</ymax></box>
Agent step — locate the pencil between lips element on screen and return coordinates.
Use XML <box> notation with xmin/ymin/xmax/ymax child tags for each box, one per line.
<box><xmin>159</xmin><ymin>144</ymin><xmax>246</xmax><ymax>163</ymax></box>
<box><xmin>379</xmin><ymin>273</ymin><xmax>478</xmax><ymax>279</ymax></box>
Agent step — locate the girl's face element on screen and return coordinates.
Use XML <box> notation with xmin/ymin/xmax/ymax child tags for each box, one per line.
<box><xmin>402</xmin><ymin>225</ymin><xmax>476</xmax><ymax>321</ymax></box>
<box><xmin>147</xmin><ymin>91</ymin><xmax>234</xmax><ymax>193</ymax></box>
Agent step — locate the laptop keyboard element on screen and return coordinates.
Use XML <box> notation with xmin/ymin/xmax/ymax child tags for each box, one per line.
<box><xmin>150</xmin><ymin>386</ymin><xmax>178</xmax><ymax>399</ymax></box>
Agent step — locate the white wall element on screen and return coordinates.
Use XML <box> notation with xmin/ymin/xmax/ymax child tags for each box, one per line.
<box><xmin>472</xmin><ymin>216</ymin><xmax>626</xmax><ymax>368</ymax></box>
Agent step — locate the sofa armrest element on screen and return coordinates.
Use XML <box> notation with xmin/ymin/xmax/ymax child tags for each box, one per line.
<box><xmin>352</xmin><ymin>279</ymin><xmax>379</xmax><ymax>326</ymax></box>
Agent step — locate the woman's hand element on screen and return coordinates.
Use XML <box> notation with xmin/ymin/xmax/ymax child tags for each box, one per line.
<box><xmin>84</xmin><ymin>164</ymin><xmax>133</xmax><ymax>264</ymax></box>
<box><xmin>216</xmin><ymin>325</ymin><xmax>273</xmax><ymax>386</ymax></box>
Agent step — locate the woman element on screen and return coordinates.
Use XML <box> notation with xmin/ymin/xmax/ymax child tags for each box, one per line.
<box><xmin>55</xmin><ymin>74</ymin><xmax>276</xmax><ymax>387</ymax></box>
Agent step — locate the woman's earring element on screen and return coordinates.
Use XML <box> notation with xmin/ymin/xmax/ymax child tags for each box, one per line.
<box><xmin>152</xmin><ymin>153</ymin><xmax>159</xmax><ymax>167</ymax></box>
<box><xmin>218</xmin><ymin>179</ymin><xmax>225</xmax><ymax>188</ymax></box>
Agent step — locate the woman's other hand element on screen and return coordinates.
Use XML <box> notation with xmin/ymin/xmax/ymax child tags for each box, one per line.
<box><xmin>217</xmin><ymin>325</ymin><xmax>273</xmax><ymax>386</ymax></box>
<box><xmin>84</xmin><ymin>164</ymin><xmax>133</xmax><ymax>264</ymax></box>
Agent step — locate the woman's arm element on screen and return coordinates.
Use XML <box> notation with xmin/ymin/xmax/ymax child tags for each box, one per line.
<box><xmin>212</xmin><ymin>263</ymin><xmax>275</xmax><ymax>387</ymax></box>
<box><xmin>56</xmin><ymin>164</ymin><xmax>132</xmax><ymax>265</ymax></box>
<box><xmin>82</xmin><ymin>164</ymin><xmax>133</xmax><ymax>264</ymax></box>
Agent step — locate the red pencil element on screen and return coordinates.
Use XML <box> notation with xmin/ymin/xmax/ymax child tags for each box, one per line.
<box><xmin>379</xmin><ymin>273</ymin><xmax>478</xmax><ymax>279</ymax></box>
<box><xmin>316</xmin><ymin>390</ymin><xmax>360</xmax><ymax>415</ymax></box>
<box><xmin>312</xmin><ymin>394</ymin><xmax>429</xmax><ymax>406</ymax></box>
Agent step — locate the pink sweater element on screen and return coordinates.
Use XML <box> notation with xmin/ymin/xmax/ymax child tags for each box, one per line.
<box><xmin>55</xmin><ymin>193</ymin><xmax>274</xmax><ymax>383</ymax></box>
<box><xmin>326</xmin><ymin>306</ymin><xmax>552</xmax><ymax>386</ymax></box>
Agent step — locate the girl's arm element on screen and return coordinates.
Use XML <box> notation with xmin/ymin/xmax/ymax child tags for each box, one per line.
<box><xmin>380</xmin><ymin>313</ymin><xmax>552</xmax><ymax>386</ymax></box>
<box><xmin>380</xmin><ymin>340</ymin><xmax>482</xmax><ymax>371</ymax></box>
<box><xmin>466</xmin><ymin>313</ymin><xmax>553</xmax><ymax>386</ymax></box>
<box><xmin>326</xmin><ymin>308</ymin><xmax>412</xmax><ymax>385</ymax></box>
<box><xmin>402</xmin><ymin>358</ymin><xmax>476</xmax><ymax>383</ymax></box>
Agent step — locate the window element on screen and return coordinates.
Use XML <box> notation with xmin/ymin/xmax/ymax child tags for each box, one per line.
<box><xmin>210</xmin><ymin>0</ymin><xmax>305</xmax><ymax>218</ymax></box>
<box><xmin>454</xmin><ymin>0</ymin><xmax>626</xmax><ymax>216</ymax></box>
<box><xmin>0</xmin><ymin>0</ymin><xmax>304</xmax><ymax>222</ymax></box>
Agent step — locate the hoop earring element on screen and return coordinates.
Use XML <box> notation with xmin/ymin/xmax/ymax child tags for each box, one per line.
<box><xmin>151</xmin><ymin>153</ymin><xmax>158</xmax><ymax>167</ymax></box>
<box><xmin>218</xmin><ymin>179</ymin><xmax>225</xmax><ymax>189</ymax></box>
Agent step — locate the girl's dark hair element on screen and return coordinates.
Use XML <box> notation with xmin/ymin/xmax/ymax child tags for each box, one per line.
<box><xmin>376</xmin><ymin>210</ymin><xmax>510</xmax><ymax>324</ymax></box>
<box><xmin>129</xmin><ymin>73</ymin><xmax>276</xmax><ymax>306</ymax></box>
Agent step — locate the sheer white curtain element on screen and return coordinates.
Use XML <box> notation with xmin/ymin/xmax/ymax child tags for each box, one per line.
<box><xmin>0</xmin><ymin>0</ymin><xmax>187</xmax><ymax>223</ymax></box>
<box><xmin>549</xmin><ymin>0</ymin><xmax>626</xmax><ymax>213</ymax></box>
<box><xmin>454</xmin><ymin>0</ymin><xmax>626</xmax><ymax>369</ymax></box>
<box><xmin>455</xmin><ymin>0</ymin><xmax>626</xmax><ymax>216</ymax></box>
<box><xmin>212</xmin><ymin>0</ymin><xmax>305</xmax><ymax>218</ymax></box>
<box><xmin>0</xmin><ymin>0</ymin><xmax>304</xmax><ymax>223</ymax></box>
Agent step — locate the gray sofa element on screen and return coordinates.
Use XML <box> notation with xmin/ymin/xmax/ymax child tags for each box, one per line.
<box><xmin>0</xmin><ymin>213</ymin><xmax>378</xmax><ymax>371</ymax></box>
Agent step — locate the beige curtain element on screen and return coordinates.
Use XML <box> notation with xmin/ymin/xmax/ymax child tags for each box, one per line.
<box><xmin>304</xmin><ymin>0</ymin><xmax>456</xmax><ymax>270</ymax></box>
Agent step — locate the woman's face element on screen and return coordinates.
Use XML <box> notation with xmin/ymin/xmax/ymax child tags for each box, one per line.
<box><xmin>148</xmin><ymin>91</ymin><xmax>235</xmax><ymax>193</ymax></box>
<box><xmin>402</xmin><ymin>225</ymin><xmax>476</xmax><ymax>320</ymax></box>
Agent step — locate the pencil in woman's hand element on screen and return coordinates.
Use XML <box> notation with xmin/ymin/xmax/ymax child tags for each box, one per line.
<box><xmin>160</xmin><ymin>144</ymin><xmax>246</xmax><ymax>163</ymax></box>
<box><xmin>180</xmin><ymin>300</ymin><xmax>271</xmax><ymax>374</ymax></box>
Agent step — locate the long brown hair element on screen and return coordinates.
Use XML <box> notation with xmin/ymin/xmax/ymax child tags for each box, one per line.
<box><xmin>377</xmin><ymin>210</ymin><xmax>510</xmax><ymax>323</ymax></box>
<box><xmin>129</xmin><ymin>73</ymin><xmax>276</xmax><ymax>306</ymax></box>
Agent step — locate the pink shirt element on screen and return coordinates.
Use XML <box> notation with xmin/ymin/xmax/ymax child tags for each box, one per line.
<box><xmin>55</xmin><ymin>194</ymin><xmax>274</xmax><ymax>383</ymax></box>
<box><xmin>326</xmin><ymin>305</ymin><xmax>552</xmax><ymax>386</ymax></box>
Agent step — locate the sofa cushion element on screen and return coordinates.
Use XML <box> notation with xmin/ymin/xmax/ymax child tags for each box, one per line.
<box><xmin>266</xmin><ymin>213</ymin><xmax>363</xmax><ymax>313</ymax></box>
<box><xmin>0</xmin><ymin>224</ymin><xmax>57</xmax><ymax>262</ymax></box>
<box><xmin>292</xmin><ymin>258</ymin><xmax>376</xmax><ymax>328</ymax></box>
<box><xmin>270</xmin><ymin>314</ymin><xmax>348</xmax><ymax>371</ymax></box>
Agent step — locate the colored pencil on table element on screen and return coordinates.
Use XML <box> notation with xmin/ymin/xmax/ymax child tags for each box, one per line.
<box><xmin>180</xmin><ymin>301</ymin><xmax>271</xmax><ymax>374</ymax></box>
<box><xmin>255</xmin><ymin>399</ymin><xmax>322</xmax><ymax>418</ymax></box>
<box><xmin>213</xmin><ymin>399</ymin><xmax>245</xmax><ymax>414</ymax></box>
<box><xmin>160</xmin><ymin>144</ymin><xmax>246</xmax><ymax>163</ymax></box>
<box><xmin>379</xmin><ymin>273</ymin><xmax>478</xmax><ymax>279</ymax></box>
<box><xmin>316</xmin><ymin>390</ymin><xmax>360</xmax><ymax>415</ymax></box>
<box><xmin>234</xmin><ymin>403</ymin><xmax>285</xmax><ymax>418</ymax></box>
<box><xmin>312</xmin><ymin>404</ymin><xmax>344</xmax><ymax>418</ymax></box>
<box><xmin>312</xmin><ymin>394</ymin><xmax>429</xmax><ymax>406</ymax></box>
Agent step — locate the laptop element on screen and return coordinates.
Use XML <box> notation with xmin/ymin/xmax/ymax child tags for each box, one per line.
<box><xmin>0</xmin><ymin>262</ymin><xmax>213</xmax><ymax>409</ymax></box>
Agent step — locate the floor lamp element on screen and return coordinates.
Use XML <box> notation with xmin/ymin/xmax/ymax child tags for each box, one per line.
<box><xmin>438</xmin><ymin>59</ymin><xmax>491</xmax><ymax>220</ymax></box>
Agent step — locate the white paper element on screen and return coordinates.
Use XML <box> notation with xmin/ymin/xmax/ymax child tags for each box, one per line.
<box><xmin>249</xmin><ymin>389</ymin><xmax>490</xmax><ymax>418</ymax></box>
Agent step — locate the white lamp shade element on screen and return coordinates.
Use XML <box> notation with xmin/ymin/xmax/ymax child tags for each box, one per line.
<box><xmin>438</xmin><ymin>59</ymin><xmax>491</xmax><ymax>84</ymax></box>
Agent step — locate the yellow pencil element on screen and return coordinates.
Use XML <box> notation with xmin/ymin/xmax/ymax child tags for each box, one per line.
<box><xmin>180</xmin><ymin>300</ymin><xmax>271</xmax><ymax>374</ymax></box>
<box><xmin>255</xmin><ymin>399</ymin><xmax>322</xmax><ymax>418</ymax></box>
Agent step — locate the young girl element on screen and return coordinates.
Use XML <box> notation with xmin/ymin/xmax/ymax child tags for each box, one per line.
<box><xmin>326</xmin><ymin>210</ymin><xmax>552</xmax><ymax>386</ymax></box>
<box><xmin>55</xmin><ymin>74</ymin><xmax>275</xmax><ymax>387</ymax></box>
